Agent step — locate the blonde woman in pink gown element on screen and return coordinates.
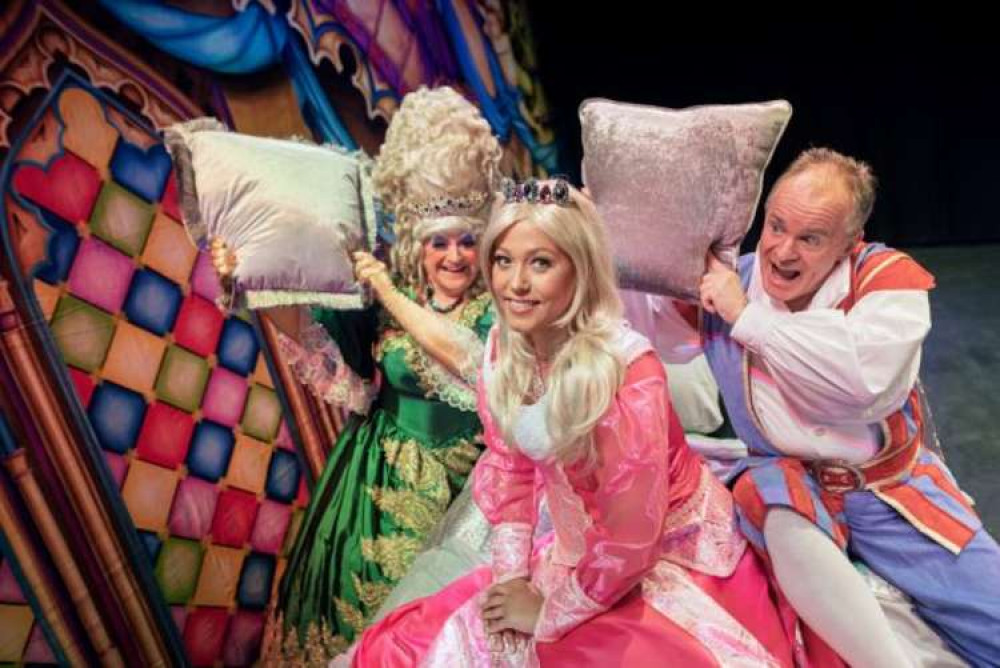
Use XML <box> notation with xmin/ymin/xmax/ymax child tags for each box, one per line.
<box><xmin>333</xmin><ymin>181</ymin><xmax>803</xmax><ymax>667</ymax></box>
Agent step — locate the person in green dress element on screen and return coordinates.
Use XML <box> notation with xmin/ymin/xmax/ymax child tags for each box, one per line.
<box><xmin>213</xmin><ymin>86</ymin><xmax>502</xmax><ymax>663</ymax></box>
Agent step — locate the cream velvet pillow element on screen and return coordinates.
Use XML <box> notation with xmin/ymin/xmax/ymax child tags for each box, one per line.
<box><xmin>165</xmin><ymin>118</ymin><xmax>377</xmax><ymax>309</ymax></box>
<box><xmin>581</xmin><ymin>98</ymin><xmax>792</xmax><ymax>300</ymax></box>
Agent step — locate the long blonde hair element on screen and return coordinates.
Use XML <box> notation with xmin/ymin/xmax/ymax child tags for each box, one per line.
<box><xmin>481</xmin><ymin>187</ymin><xmax>625</xmax><ymax>463</ymax></box>
<box><xmin>372</xmin><ymin>86</ymin><xmax>502</xmax><ymax>292</ymax></box>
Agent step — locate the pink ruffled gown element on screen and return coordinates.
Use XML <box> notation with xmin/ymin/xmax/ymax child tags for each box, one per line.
<box><xmin>334</xmin><ymin>327</ymin><xmax>803</xmax><ymax>667</ymax></box>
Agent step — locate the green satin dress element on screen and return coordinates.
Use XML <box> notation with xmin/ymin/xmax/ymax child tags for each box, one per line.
<box><xmin>276</xmin><ymin>291</ymin><xmax>493</xmax><ymax>659</ymax></box>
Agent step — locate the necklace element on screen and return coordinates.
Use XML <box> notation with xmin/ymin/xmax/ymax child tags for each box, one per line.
<box><xmin>527</xmin><ymin>357</ymin><xmax>549</xmax><ymax>403</ymax></box>
<box><xmin>428</xmin><ymin>295</ymin><xmax>463</xmax><ymax>313</ymax></box>
<box><xmin>424</xmin><ymin>283</ymin><xmax>464</xmax><ymax>314</ymax></box>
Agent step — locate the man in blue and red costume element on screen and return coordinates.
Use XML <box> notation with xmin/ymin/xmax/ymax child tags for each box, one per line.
<box><xmin>639</xmin><ymin>147</ymin><xmax>1000</xmax><ymax>667</ymax></box>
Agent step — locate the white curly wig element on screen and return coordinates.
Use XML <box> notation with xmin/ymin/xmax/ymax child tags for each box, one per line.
<box><xmin>372</xmin><ymin>86</ymin><xmax>502</xmax><ymax>292</ymax></box>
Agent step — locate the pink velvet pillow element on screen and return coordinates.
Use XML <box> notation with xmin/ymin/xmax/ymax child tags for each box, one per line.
<box><xmin>580</xmin><ymin>98</ymin><xmax>792</xmax><ymax>300</ymax></box>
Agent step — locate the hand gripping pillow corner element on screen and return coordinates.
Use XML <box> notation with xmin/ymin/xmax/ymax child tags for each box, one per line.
<box><xmin>581</xmin><ymin>99</ymin><xmax>792</xmax><ymax>301</ymax></box>
<box><xmin>165</xmin><ymin>118</ymin><xmax>377</xmax><ymax>310</ymax></box>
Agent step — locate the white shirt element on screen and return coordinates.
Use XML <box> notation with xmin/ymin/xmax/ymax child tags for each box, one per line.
<box><xmin>623</xmin><ymin>253</ymin><xmax>931</xmax><ymax>464</ymax></box>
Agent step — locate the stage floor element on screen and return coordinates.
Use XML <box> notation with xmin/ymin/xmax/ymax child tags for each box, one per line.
<box><xmin>910</xmin><ymin>245</ymin><xmax>1000</xmax><ymax>535</ymax></box>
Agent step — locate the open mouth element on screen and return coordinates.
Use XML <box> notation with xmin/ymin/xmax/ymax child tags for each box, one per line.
<box><xmin>504</xmin><ymin>297</ymin><xmax>540</xmax><ymax>315</ymax></box>
<box><xmin>439</xmin><ymin>264</ymin><xmax>469</xmax><ymax>275</ymax></box>
<box><xmin>770</xmin><ymin>262</ymin><xmax>800</xmax><ymax>283</ymax></box>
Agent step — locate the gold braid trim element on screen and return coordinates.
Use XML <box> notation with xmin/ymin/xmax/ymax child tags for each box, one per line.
<box><xmin>432</xmin><ymin>436</ymin><xmax>484</xmax><ymax>478</ymax></box>
<box><xmin>360</xmin><ymin>534</ymin><xmax>424</xmax><ymax>581</ymax></box>
<box><xmin>352</xmin><ymin>573</ymin><xmax>394</xmax><ymax>614</ymax></box>
<box><xmin>369</xmin><ymin>485</ymin><xmax>444</xmax><ymax>535</ymax></box>
<box><xmin>382</xmin><ymin>437</ymin><xmax>450</xmax><ymax>507</ymax></box>
<box><xmin>259</xmin><ymin>611</ymin><xmax>350</xmax><ymax>667</ymax></box>
<box><xmin>334</xmin><ymin>597</ymin><xmax>367</xmax><ymax>637</ymax></box>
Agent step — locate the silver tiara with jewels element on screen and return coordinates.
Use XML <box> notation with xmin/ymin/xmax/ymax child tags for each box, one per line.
<box><xmin>409</xmin><ymin>190</ymin><xmax>490</xmax><ymax>219</ymax></box>
<box><xmin>501</xmin><ymin>177</ymin><xmax>571</xmax><ymax>205</ymax></box>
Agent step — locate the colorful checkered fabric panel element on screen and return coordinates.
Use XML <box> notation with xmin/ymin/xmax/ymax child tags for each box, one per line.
<box><xmin>7</xmin><ymin>82</ymin><xmax>309</xmax><ymax>664</ymax></box>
